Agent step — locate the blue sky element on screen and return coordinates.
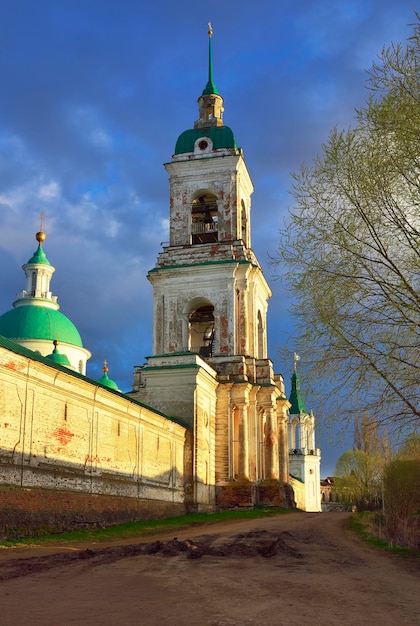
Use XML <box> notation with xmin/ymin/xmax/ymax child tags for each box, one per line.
<box><xmin>0</xmin><ymin>0</ymin><xmax>416</xmax><ymax>475</ymax></box>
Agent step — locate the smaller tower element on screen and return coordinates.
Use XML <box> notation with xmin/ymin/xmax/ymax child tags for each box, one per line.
<box><xmin>288</xmin><ymin>354</ymin><xmax>321</xmax><ymax>512</ymax></box>
<box><xmin>194</xmin><ymin>23</ymin><xmax>224</xmax><ymax>129</ymax></box>
<box><xmin>0</xmin><ymin>221</ymin><xmax>91</xmax><ymax>373</ymax></box>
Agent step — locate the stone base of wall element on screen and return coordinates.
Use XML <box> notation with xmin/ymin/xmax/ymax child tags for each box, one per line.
<box><xmin>216</xmin><ymin>480</ymin><xmax>256</xmax><ymax>508</ymax></box>
<box><xmin>216</xmin><ymin>480</ymin><xmax>295</xmax><ymax>509</ymax></box>
<box><xmin>0</xmin><ymin>485</ymin><xmax>185</xmax><ymax>541</ymax></box>
<box><xmin>256</xmin><ymin>480</ymin><xmax>295</xmax><ymax>508</ymax></box>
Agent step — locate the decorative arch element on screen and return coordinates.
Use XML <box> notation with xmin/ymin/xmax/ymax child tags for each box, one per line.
<box><xmin>191</xmin><ymin>190</ymin><xmax>218</xmax><ymax>244</ymax></box>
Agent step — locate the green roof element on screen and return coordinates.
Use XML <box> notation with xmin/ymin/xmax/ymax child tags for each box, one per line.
<box><xmin>0</xmin><ymin>306</ymin><xmax>83</xmax><ymax>347</ymax></box>
<box><xmin>289</xmin><ymin>372</ymin><xmax>307</xmax><ymax>414</ymax></box>
<box><xmin>174</xmin><ymin>126</ymin><xmax>238</xmax><ymax>155</ymax></box>
<box><xmin>27</xmin><ymin>243</ymin><xmax>51</xmax><ymax>266</ymax></box>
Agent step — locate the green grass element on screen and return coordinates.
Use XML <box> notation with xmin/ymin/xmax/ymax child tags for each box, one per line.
<box><xmin>0</xmin><ymin>507</ymin><xmax>296</xmax><ymax>548</ymax></box>
<box><xmin>349</xmin><ymin>512</ymin><xmax>419</xmax><ymax>557</ymax></box>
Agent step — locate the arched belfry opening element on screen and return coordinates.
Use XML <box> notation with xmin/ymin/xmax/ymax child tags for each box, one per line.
<box><xmin>188</xmin><ymin>303</ymin><xmax>215</xmax><ymax>357</ymax></box>
<box><xmin>191</xmin><ymin>191</ymin><xmax>218</xmax><ymax>244</ymax></box>
<box><xmin>289</xmin><ymin>417</ymin><xmax>299</xmax><ymax>451</ymax></box>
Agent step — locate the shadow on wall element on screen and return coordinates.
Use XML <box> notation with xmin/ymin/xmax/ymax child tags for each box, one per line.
<box><xmin>0</xmin><ymin>444</ymin><xmax>189</xmax><ymax>540</ymax></box>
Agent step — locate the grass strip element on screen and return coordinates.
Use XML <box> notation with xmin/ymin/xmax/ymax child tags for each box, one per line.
<box><xmin>0</xmin><ymin>507</ymin><xmax>296</xmax><ymax>548</ymax></box>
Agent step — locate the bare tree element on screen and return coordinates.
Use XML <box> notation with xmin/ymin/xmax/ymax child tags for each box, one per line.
<box><xmin>354</xmin><ymin>413</ymin><xmax>391</xmax><ymax>459</ymax></box>
<box><xmin>278</xmin><ymin>16</ymin><xmax>420</xmax><ymax>431</ymax></box>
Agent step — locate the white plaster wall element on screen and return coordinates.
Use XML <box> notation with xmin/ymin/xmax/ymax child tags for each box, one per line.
<box><xmin>0</xmin><ymin>343</ymin><xmax>186</xmax><ymax>502</ymax></box>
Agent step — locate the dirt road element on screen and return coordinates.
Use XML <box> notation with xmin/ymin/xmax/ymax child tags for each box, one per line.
<box><xmin>0</xmin><ymin>512</ymin><xmax>418</xmax><ymax>626</ymax></box>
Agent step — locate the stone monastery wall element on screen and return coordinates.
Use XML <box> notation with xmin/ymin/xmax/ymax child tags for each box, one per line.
<box><xmin>0</xmin><ymin>339</ymin><xmax>187</xmax><ymax>537</ymax></box>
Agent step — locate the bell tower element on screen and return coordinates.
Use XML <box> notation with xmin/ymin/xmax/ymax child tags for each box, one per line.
<box><xmin>150</xmin><ymin>24</ymin><xmax>268</xmax><ymax>363</ymax></box>
<box><xmin>131</xmin><ymin>26</ymin><xmax>291</xmax><ymax>510</ymax></box>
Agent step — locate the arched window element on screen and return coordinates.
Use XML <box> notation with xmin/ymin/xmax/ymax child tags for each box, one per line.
<box><xmin>191</xmin><ymin>192</ymin><xmax>218</xmax><ymax>244</ymax></box>
<box><xmin>31</xmin><ymin>271</ymin><xmax>36</xmax><ymax>296</ymax></box>
<box><xmin>188</xmin><ymin>304</ymin><xmax>214</xmax><ymax>357</ymax></box>
<box><xmin>290</xmin><ymin>417</ymin><xmax>299</xmax><ymax>450</ymax></box>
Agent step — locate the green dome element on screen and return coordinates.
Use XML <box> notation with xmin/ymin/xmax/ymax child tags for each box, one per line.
<box><xmin>0</xmin><ymin>306</ymin><xmax>83</xmax><ymax>347</ymax></box>
<box><xmin>174</xmin><ymin>126</ymin><xmax>238</xmax><ymax>155</ymax></box>
<box><xmin>98</xmin><ymin>372</ymin><xmax>120</xmax><ymax>391</ymax></box>
<box><xmin>46</xmin><ymin>343</ymin><xmax>72</xmax><ymax>367</ymax></box>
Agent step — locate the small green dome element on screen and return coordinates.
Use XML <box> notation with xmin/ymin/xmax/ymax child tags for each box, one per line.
<box><xmin>98</xmin><ymin>372</ymin><xmax>119</xmax><ymax>391</ymax></box>
<box><xmin>174</xmin><ymin>126</ymin><xmax>238</xmax><ymax>155</ymax></box>
<box><xmin>0</xmin><ymin>306</ymin><xmax>83</xmax><ymax>347</ymax></box>
<box><xmin>97</xmin><ymin>361</ymin><xmax>119</xmax><ymax>391</ymax></box>
<box><xmin>27</xmin><ymin>243</ymin><xmax>51</xmax><ymax>266</ymax></box>
<box><xmin>46</xmin><ymin>341</ymin><xmax>72</xmax><ymax>367</ymax></box>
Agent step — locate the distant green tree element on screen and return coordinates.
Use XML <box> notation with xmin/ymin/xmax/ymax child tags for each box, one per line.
<box><xmin>277</xmin><ymin>16</ymin><xmax>420</xmax><ymax>431</ymax></box>
<box><xmin>334</xmin><ymin>449</ymin><xmax>383</xmax><ymax>510</ymax></box>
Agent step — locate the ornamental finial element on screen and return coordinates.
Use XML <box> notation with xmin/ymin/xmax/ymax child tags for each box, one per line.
<box><xmin>36</xmin><ymin>211</ymin><xmax>46</xmax><ymax>244</ymax></box>
<box><xmin>208</xmin><ymin>22</ymin><xmax>213</xmax><ymax>37</ymax></box>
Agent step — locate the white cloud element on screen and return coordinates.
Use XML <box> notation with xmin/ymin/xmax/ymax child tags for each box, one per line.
<box><xmin>39</xmin><ymin>181</ymin><xmax>60</xmax><ymax>200</ymax></box>
<box><xmin>106</xmin><ymin>218</ymin><xmax>121</xmax><ymax>238</ymax></box>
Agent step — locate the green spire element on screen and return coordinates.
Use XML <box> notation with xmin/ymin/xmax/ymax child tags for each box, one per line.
<box><xmin>27</xmin><ymin>242</ymin><xmax>50</xmax><ymax>265</ymax></box>
<box><xmin>288</xmin><ymin>354</ymin><xmax>307</xmax><ymax>414</ymax></box>
<box><xmin>202</xmin><ymin>22</ymin><xmax>219</xmax><ymax>96</ymax></box>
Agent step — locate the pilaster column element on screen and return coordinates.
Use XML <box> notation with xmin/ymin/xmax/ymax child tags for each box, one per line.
<box><xmin>236</xmin><ymin>280</ymin><xmax>248</xmax><ymax>355</ymax></box>
<box><xmin>237</xmin><ymin>402</ymin><xmax>249</xmax><ymax>479</ymax></box>
<box><xmin>277</xmin><ymin>414</ymin><xmax>289</xmax><ymax>482</ymax></box>
<box><xmin>263</xmin><ymin>407</ymin><xmax>278</xmax><ymax>479</ymax></box>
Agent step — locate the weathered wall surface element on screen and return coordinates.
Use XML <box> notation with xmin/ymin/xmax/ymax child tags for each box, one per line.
<box><xmin>131</xmin><ymin>352</ymin><xmax>218</xmax><ymax>510</ymax></box>
<box><xmin>0</xmin><ymin>340</ymin><xmax>187</xmax><ymax>533</ymax></box>
<box><xmin>0</xmin><ymin>484</ymin><xmax>184</xmax><ymax>540</ymax></box>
